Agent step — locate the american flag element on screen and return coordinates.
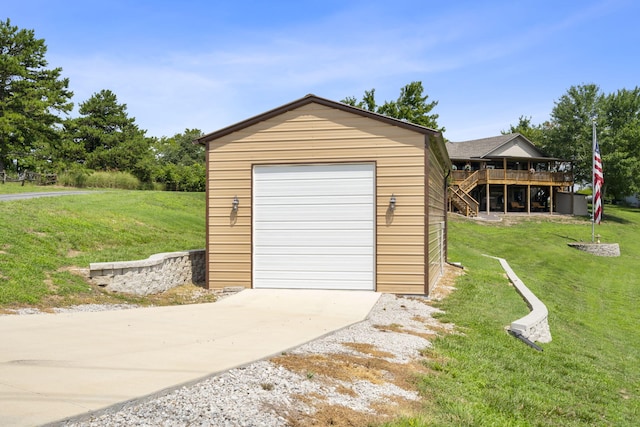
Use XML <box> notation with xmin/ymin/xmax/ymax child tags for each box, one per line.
<box><xmin>593</xmin><ymin>139</ymin><xmax>604</xmax><ymax>224</ymax></box>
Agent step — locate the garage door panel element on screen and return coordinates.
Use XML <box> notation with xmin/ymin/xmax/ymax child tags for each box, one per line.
<box><xmin>255</xmin><ymin>270</ymin><xmax>373</xmax><ymax>281</ymax></box>
<box><xmin>254</xmin><ymin>254</ymin><xmax>374</xmax><ymax>271</ymax></box>
<box><xmin>254</xmin><ymin>230</ymin><xmax>374</xmax><ymax>246</ymax></box>
<box><xmin>253</xmin><ymin>205</ymin><xmax>372</xmax><ymax>221</ymax></box>
<box><xmin>255</xmin><ymin>220</ymin><xmax>373</xmax><ymax>231</ymax></box>
<box><xmin>253</xmin><ymin>163</ymin><xmax>375</xmax><ymax>291</ymax></box>
<box><xmin>254</xmin><ymin>246</ymin><xmax>371</xmax><ymax>255</ymax></box>
<box><xmin>254</xmin><ymin>194</ymin><xmax>373</xmax><ymax>206</ymax></box>
<box><xmin>254</xmin><ymin>278</ymin><xmax>373</xmax><ymax>290</ymax></box>
<box><xmin>254</xmin><ymin>164</ymin><xmax>373</xmax><ymax>179</ymax></box>
<box><xmin>255</xmin><ymin>178</ymin><xmax>373</xmax><ymax>196</ymax></box>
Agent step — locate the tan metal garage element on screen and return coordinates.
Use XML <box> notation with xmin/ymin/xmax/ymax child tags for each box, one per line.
<box><xmin>197</xmin><ymin>94</ymin><xmax>451</xmax><ymax>295</ymax></box>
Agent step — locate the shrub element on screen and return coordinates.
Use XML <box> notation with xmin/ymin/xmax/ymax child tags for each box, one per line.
<box><xmin>58</xmin><ymin>168</ymin><xmax>90</xmax><ymax>187</ymax></box>
<box><xmin>85</xmin><ymin>171</ymin><xmax>141</xmax><ymax>189</ymax></box>
<box><xmin>155</xmin><ymin>163</ymin><xmax>205</xmax><ymax>192</ymax></box>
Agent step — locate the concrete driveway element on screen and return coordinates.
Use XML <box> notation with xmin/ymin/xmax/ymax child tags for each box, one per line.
<box><xmin>0</xmin><ymin>289</ymin><xmax>380</xmax><ymax>426</ymax></box>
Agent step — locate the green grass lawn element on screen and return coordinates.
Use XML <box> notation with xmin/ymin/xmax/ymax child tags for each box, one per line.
<box><xmin>386</xmin><ymin>207</ymin><xmax>639</xmax><ymax>426</ymax></box>
<box><xmin>0</xmin><ymin>190</ymin><xmax>205</xmax><ymax>307</ymax></box>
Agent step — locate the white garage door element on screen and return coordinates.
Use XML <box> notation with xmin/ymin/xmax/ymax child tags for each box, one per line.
<box><xmin>253</xmin><ymin>163</ymin><xmax>375</xmax><ymax>290</ymax></box>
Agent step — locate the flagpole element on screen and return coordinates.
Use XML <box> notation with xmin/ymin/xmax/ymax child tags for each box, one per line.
<box><xmin>592</xmin><ymin>120</ymin><xmax>596</xmax><ymax>243</ymax></box>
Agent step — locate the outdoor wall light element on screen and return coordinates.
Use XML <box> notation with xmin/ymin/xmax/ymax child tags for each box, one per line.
<box><xmin>232</xmin><ymin>195</ymin><xmax>239</xmax><ymax>211</ymax></box>
<box><xmin>389</xmin><ymin>194</ymin><xmax>396</xmax><ymax>211</ymax></box>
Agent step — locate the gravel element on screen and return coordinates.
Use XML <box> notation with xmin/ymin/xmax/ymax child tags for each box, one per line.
<box><xmin>51</xmin><ymin>294</ymin><xmax>447</xmax><ymax>426</ymax></box>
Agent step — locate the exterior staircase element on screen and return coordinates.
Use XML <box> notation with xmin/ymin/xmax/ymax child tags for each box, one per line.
<box><xmin>449</xmin><ymin>170</ymin><xmax>480</xmax><ymax>217</ymax></box>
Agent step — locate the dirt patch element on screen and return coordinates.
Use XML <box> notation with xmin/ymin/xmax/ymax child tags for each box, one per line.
<box><xmin>374</xmin><ymin>323</ymin><xmax>437</xmax><ymax>341</ymax></box>
<box><xmin>286</xmin><ymin>396</ymin><xmax>421</xmax><ymax>427</ymax></box>
<box><xmin>25</xmin><ymin>228</ymin><xmax>47</xmax><ymax>237</ymax></box>
<box><xmin>342</xmin><ymin>342</ymin><xmax>395</xmax><ymax>359</ymax></box>
<box><xmin>426</xmin><ymin>263</ymin><xmax>463</xmax><ymax>301</ymax></box>
<box><xmin>66</xmin><ymin>249</ymin><xmax>82</xmax><ymax>258</ymax></box>
<box><xmin>274</xmin><ymin>353</ymin><xmax>387</xmax><ymax>385</ymax></box>
<box><xmin>499</xmin><ymin>214</ymin><xmax>586</xmax><ymax>226</ymax></box>
<box><xmin>145</xmin><ymin>283</ymin><xmax>219</xmax><ymax>305</ymax></box>
<box><xmin>272</xmin><ymin>350</ymin><xmax>429</xmax><ymax>427</ymax></box>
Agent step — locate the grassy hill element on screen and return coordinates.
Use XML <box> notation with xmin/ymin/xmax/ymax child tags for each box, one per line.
<box><xmin>388</xmin><ymin>208</ymin><xmax>639</xmax><ymax>426</ymax></box>
<box><xmin>0</xmin><ymin>188</ymin><xmax>205</xmax><ymax>307</ymax></box>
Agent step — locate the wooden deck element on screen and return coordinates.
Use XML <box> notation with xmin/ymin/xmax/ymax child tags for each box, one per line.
<box><xmin>451</xmin><ymin>169</ymin><xmax>572</xmax><ymax>186</ymax></box>
<box><xmin>448</xmin><ymin>169</ymin><xmax>574</xmax><ymax>217</ymax></box>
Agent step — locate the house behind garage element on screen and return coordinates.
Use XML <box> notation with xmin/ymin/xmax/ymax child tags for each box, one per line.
<box><xmin>197</xmin><ymin>94</ymin><xmax>451</xmax><ymax>295</ymax></box>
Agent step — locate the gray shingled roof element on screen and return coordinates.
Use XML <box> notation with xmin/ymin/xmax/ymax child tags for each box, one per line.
<box><xmin>446</xmin><ymin>133</ymin><xmax>552</xmax><ymax>160</ymax></box>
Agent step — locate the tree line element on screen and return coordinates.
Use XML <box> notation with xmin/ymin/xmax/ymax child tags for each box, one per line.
<box><xmin>504</xmin><ymin>84</ymin><xmax>640</xmax><ymax>201</ymax></box>
<box><xmin>2</xmin><ymin>18</ymin><xmax>639</xmax><ymax>199</ymax></box>
<box><xmin>0</xmin><ymin>19</ymin><xmax>204</xmax><ymax>191</ymax></box>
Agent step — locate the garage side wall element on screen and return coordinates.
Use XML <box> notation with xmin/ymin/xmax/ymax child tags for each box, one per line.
<box><xmin>207</xmin><ymin>103</ymin><xmax>427</xmax><ymax>294</ymax></box>
<box><xmin>427</xmin><ymin>135</ymin><xmax>449</xmax><ymax>292</ymax></box>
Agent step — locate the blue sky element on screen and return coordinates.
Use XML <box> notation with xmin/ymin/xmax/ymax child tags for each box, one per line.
<box><xmin>4</xmin><ymin>0</ymin><xmax>639</xmax><ymax>141</ymax></box>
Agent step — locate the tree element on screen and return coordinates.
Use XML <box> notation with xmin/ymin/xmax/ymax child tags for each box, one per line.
<box><xmin>502</xmin><ymin>115</ymin><xmax>549</xmax><ymax>147</ymax></box>
<box><xmin>343</xmin><ymin>88</ymin><xmax>377</xmax><ymax>112</ymax></box>
<box><xmin>0</xmin><ymin>19</ymin><xmax>73</xmax><ymax>172</ymax></box>
<box><xmin>543</xmin><ymin>84</ymin><xmax>604</xmax><ymax>184</ymax></box>
<box><xmin>599</xmin><ymin>87</ymin><xmax>640</xmax><ymax>200</ymax></box>
<box><xmin>513</xmin><ymin>83</ymin><xmax>640</xmax><ymax>200</ymax></box>
<box><xmin>153</xmin><ymin>128</ymin><xmax>204</xmax><ymax>166</ymax></box>
<box><xmin>64</xmin><ymin>89</ymin><xmax>155</xmax><ymax>182</ymax></box>
<box><xmin>152</xmin><ymin>129</ymin><xmax>206</xmax><ymax>192</ymax></box>
<box><xmin>342</xmin><ymin>82</ymin><xmax>444</xmax><ymax>132</ymax></box>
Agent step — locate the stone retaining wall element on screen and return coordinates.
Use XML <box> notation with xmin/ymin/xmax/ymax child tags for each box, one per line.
<box><xmin>89</xmin><ymin>249</ymin><xmax>205</xmax><ymax>295</ymax></box>
<box><xmin>568</xmin><ymin>242</ymin><xmax>620</xmax><ymax>257</ymax></box>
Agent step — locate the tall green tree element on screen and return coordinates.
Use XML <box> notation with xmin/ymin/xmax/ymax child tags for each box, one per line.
<box><xmin>153</xmin><ymin>128</ymin><xmax>204</xmax><ymax>166</ymax></box>
<box><xmin>0</xmin><ymin>19</ymin><xmax>73</xmax><ymax>172</ymax></box>
<box><xmin>64</xmin><ymin>89</ymin><xmax>154</xmax><ymax>182</ymax></box>
<box><xmin>599</xmin><ymin>87</ymin><xmax>640</xmax><ymax>199</ymax></box>
<box><xmin>544</xmin><ymin>84</ymin><xmax>604</xmax><ymax>184</ymax></box>
<box><xmin>343</xmin><ymin>88</ymin><xmax>377</xmax><ymax>112</ymax></box>
<box><xmin>511</xmin><ymin>84</ymin><xmax>640</xmax><ymax>200</ymax></box>
<box><xmin>342</xmin><ymin>81</ymin><xmax>444</xmax><ymax>132</ymax></box>
<box><xmin>502</xmin><ymin>115</ymin><xmax>549</xmax><ymax>147</ymax></box>
<box><xmin>152</xmin><ymin>129</ymin><xmax>206</xmax><ymax>192</ymax></box>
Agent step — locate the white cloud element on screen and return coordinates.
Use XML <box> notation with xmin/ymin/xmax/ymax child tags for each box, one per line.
<box><xmin>48</xmin><ymin>0</ymin><xmax>628</xmax><ymax>139</ymax></box>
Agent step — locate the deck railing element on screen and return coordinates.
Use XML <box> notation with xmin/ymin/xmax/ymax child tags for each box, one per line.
<box><xmin>451</xmin><ymin>169</ymin><xmax>572</xmax><ymax>185</ymax></box>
